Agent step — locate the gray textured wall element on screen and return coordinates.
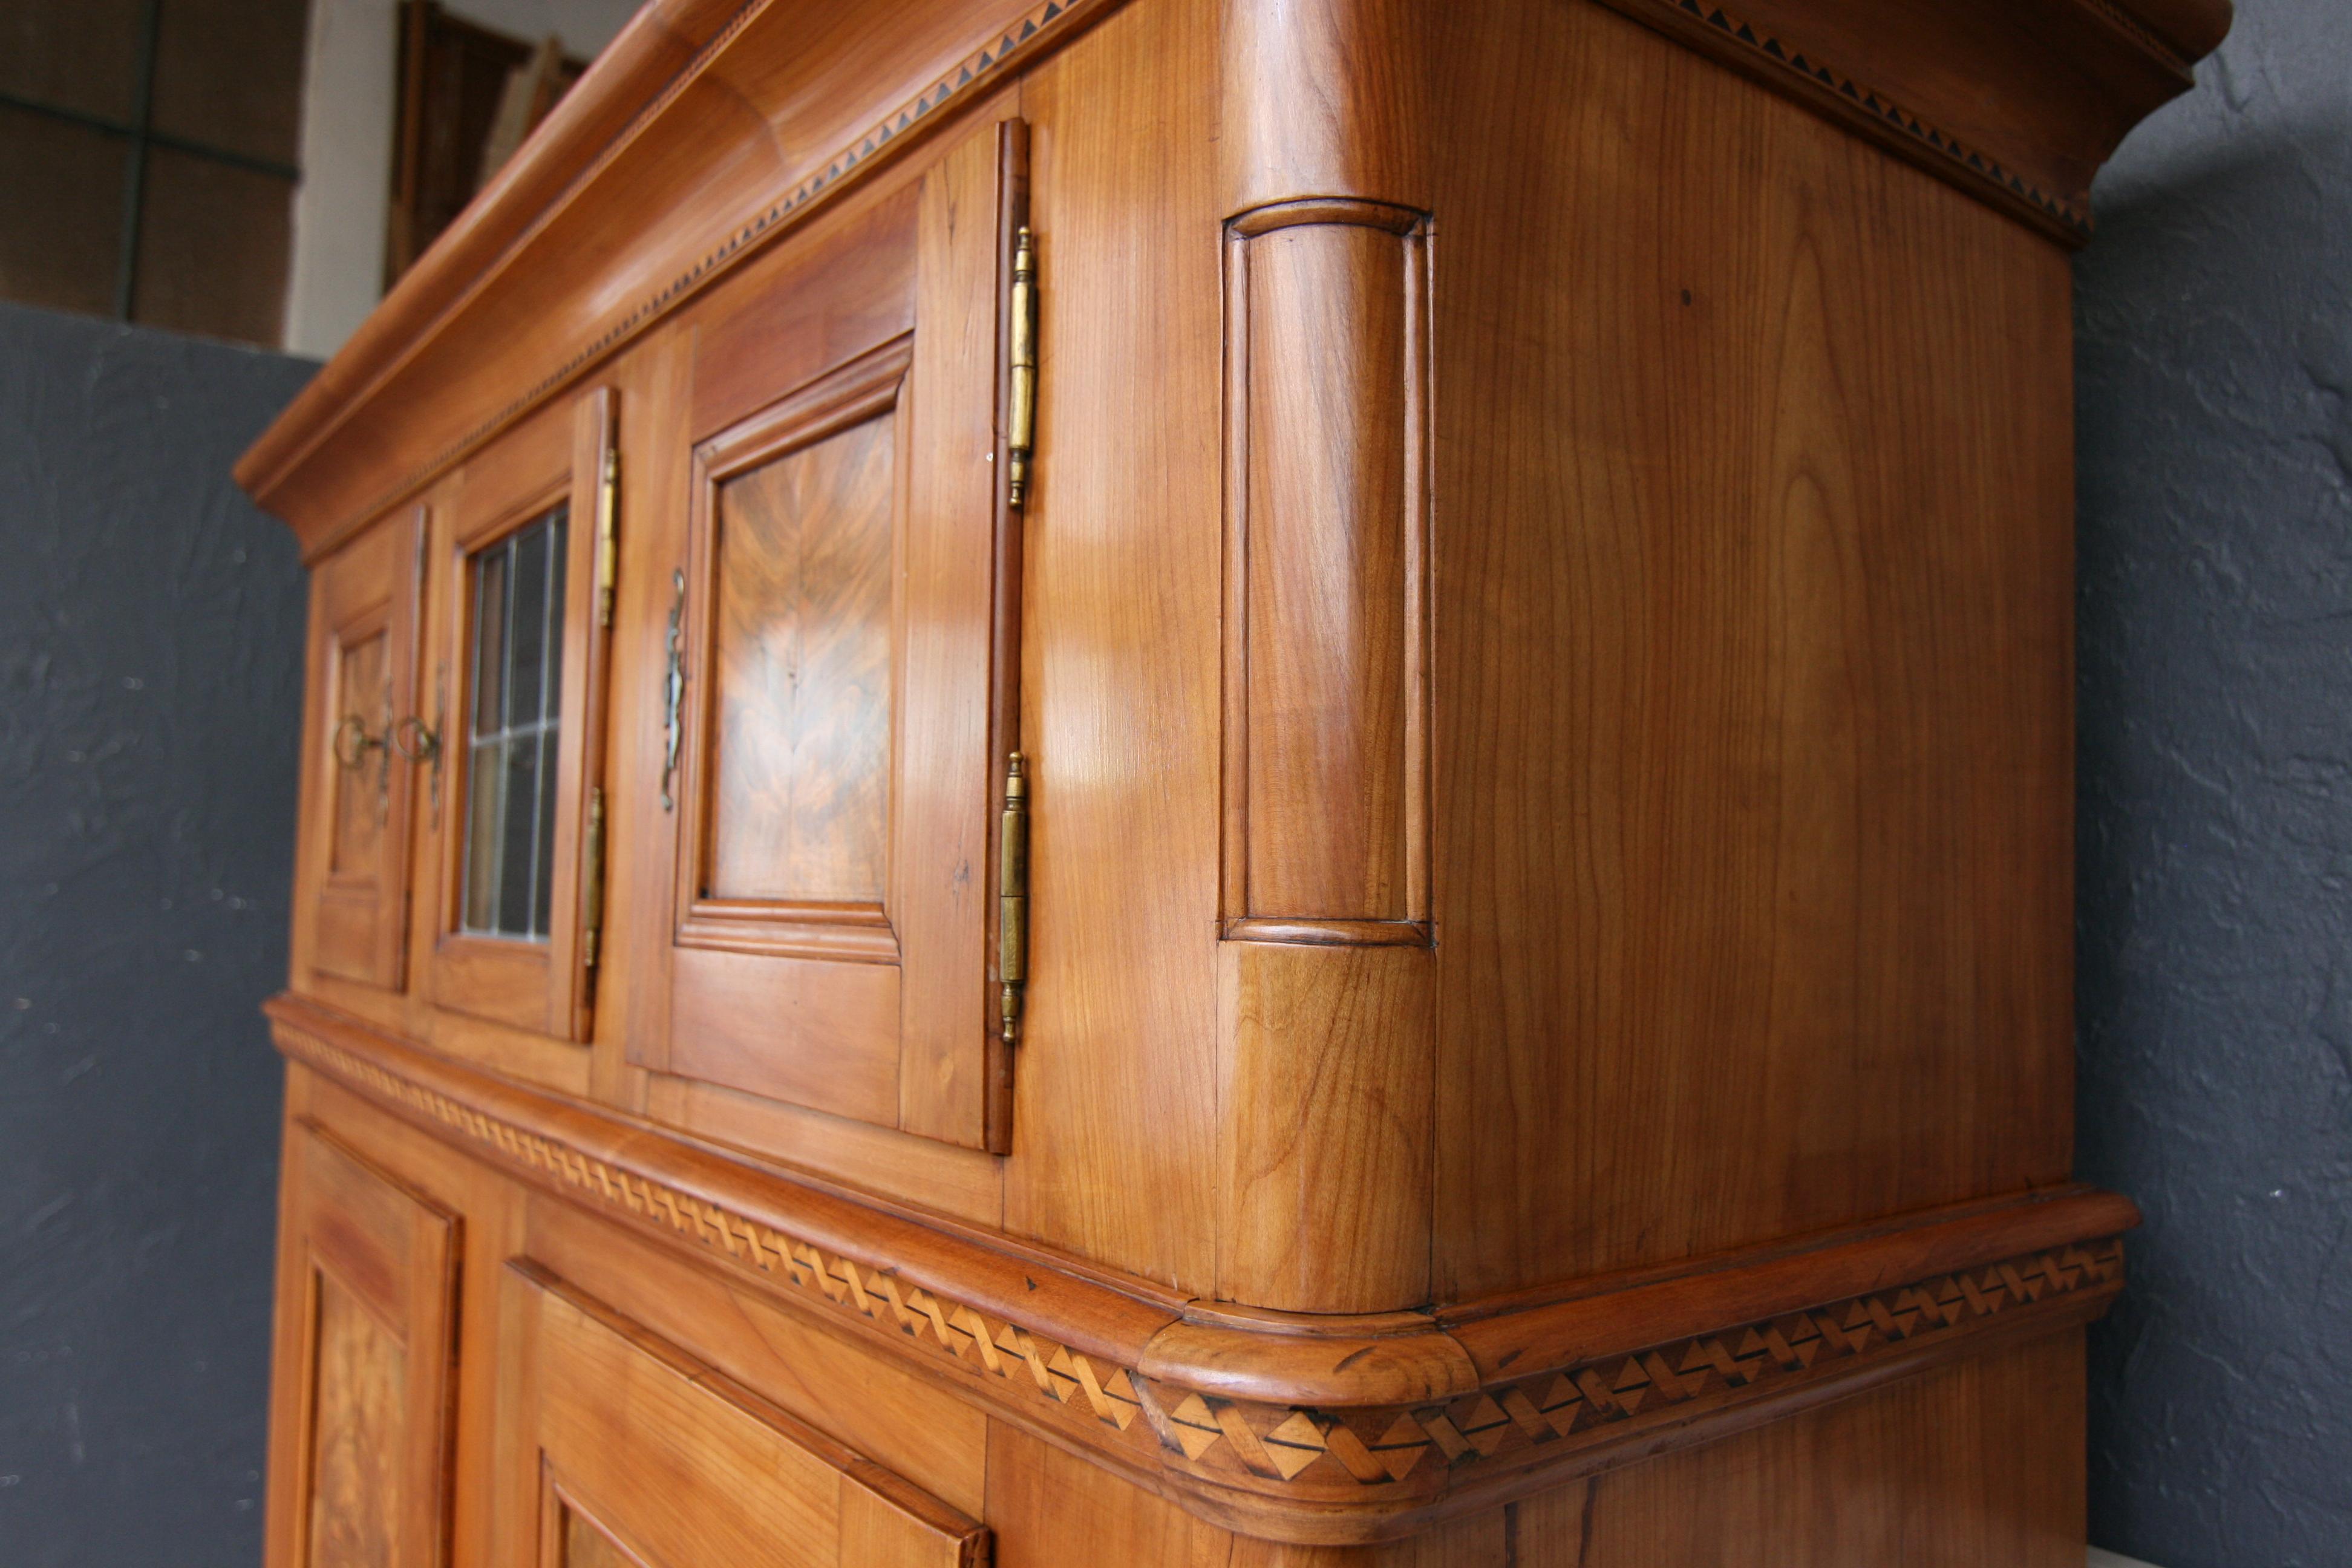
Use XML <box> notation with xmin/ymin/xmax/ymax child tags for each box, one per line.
<box><xmin>2076</xmin><ymin>1</ymin><xmax>2352</xmax><ymax>1564</ymax></box>
<box><xmin>0</xmin><ymin>304</ymin><xmax>313</xmax><ymax>1566</ymax></box>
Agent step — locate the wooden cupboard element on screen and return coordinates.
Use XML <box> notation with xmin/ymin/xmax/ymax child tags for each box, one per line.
<box><xmin>238</xmin><ymin>0</ymin><xmax>2229</xmax><ymax>1561</ymax></box>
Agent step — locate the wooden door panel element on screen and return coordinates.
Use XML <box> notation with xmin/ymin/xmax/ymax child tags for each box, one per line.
<box><xmin>707</xmin><ymin>388</ymin><xmax>897</xmax><ymax>908</ymax></box>
<box><xmin>304</xmin><ymin>511</ymin><xmax>425</xmax><ymax>994</ymax></box>
<box><xmin>308</xmin><ymin>1278</ymin><xmax>405</xmax><ymax>1568</ymax></box>
<box><xmin>645</xmin><ymin>109</ymin><xmax>1019</xmax><ymax>1152</ymax></box>
<box><xmin>264</xmin><ymin>1122</ymin><xmax>459</xmax><ymax>1568</ymax></box>
<box><xmin>505</xmin><ymin>1264</ymin><xmax>986</xmax><ymax>1568</ymax></box>
<box><xmin>422</xmin><ymin>387</ymin><xmax>617</xmax><ymax>1043</ymax></box>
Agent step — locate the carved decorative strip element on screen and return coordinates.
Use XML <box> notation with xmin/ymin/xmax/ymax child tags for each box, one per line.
<box><xmin>276</xmin><ymin>1013</ymin><xmax>2123</xmax><ymax>1521</ymax></box>
<box><xmin>354</xmin><ymin>0</ymin><xmax>1103</xmax><ymax>542</ymax></box>
<box><xmin>2077</xmin><ymin>0</ymin><xmax>2193</xmax><ymax>73</ymax></box>
<box><xmin>1632</xmin><ymin>0</ymin><xmax>2095</xmax><ymax>237</ymax></box>
<box><xmin>1140</xmin><ymin>1238</ymin><xmax>2125</xmax><ymax>1491</ymax></box>
<box><xmin>276</xmin><ymin>1020</ymin><xmax>1157</xmax><ymax>1448</ymax></box>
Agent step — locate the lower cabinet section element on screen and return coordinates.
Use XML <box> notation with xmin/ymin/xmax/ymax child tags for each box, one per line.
<box><xmin>501</xmin><ymin>1264</ymin><xmax>987</xmax><ymax>1568</ymax></box>
<box><xmin>264</xmin><ymin>1050</ymin><xmax>2107</xmax><ymax>1568</ymax></box>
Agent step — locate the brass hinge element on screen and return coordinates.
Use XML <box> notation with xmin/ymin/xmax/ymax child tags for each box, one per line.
<box><xmin>998</xmin><ymin>752</ymin><xmax>1028</xmax><ymax>1045</ymax></box>
<box><xmin>581</xmin><ymin>785</ymin><xmax>607</xmax><ymax>970</ymax></box>
<box><xmin>594</xmin><ymin>445</ymin><xmax>620</xmax><ymax>628</ymax></box>
<box><xmin>1007</xmin><ymin>226</ymin><xmax>1037</xmax><ymax>509</ymax></box>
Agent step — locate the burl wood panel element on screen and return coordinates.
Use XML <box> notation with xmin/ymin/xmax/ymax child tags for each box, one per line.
<box><xmin>307</xmin><ymin>1278</ymin><xmax>405</xmax><ymax>1568</ymax></box>
<box><xmin>1425</xmin><ymin>0</ymin><xmax>2078</xmax><ymax>1297</ymax></box>
<box><xmin>263</xmin><ymin>1121</ymin><xmax>458</xmax><ymax>1568</ymax></box>
<box><xmin>709</xmin><ymin>408</ymin><xmax>897</xmax><ymax>906</ymax></box>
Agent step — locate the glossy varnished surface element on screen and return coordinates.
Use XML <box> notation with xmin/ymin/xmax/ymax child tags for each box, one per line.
<box><xmin>241</xmin><ymin>0</ymin><xmax>2231</xmax><ymax>1555</ymax></box>
<box><xmin>1423</xmin><ymin>0</ymin><xmax>2079</xmax><ymax>1295</ymax></box>
<box><xmin>708</xmin><ymin>403</ymin><xmax>897</xmax><ymax>906</ymax></box>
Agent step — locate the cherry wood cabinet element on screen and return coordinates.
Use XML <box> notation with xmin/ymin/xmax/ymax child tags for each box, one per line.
<box><xmin>242</xmin><ymin>0</ymin><xmax>2229</xmax><ymax>1561</ymax></box>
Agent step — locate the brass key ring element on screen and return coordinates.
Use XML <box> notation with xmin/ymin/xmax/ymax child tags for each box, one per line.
<box><xmin>332</xmin><ymin>713</ymin><xmax>382</xmax><ymax>769</ymax></box>
<box><xmin>391</xmin><ymin>716</ymin><xmax>442</xmax><ymax>763</ymax></box>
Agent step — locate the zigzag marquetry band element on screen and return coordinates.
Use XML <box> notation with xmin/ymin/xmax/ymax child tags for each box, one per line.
<box><xmin>269</xmin><ymin>996</ymin><xmax>2128</xmax><ymax>1538</ymax></box>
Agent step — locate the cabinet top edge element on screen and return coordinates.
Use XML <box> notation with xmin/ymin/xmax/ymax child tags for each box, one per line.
<box><xmin>238</xmin><ymin>0</ymin><xmax>1103</xmax><ymax>557</ymax></box>
<box><xmin>236</xmin><ymin>0</ymin><xmax>2230</xmax><ymax>555</ymax></box>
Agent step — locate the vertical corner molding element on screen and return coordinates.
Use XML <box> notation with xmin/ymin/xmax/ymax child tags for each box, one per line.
<box><xmin>1220</xmin><ymin>197</ymin><xmax>1433</xmax><ymax>951</ymax></box>
<box><xmin>1215</xmin><ymin>197</ymin><xmax>1438</xmax><ymax>1316</ymax></box>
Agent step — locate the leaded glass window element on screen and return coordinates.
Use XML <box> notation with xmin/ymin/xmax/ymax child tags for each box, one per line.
<box><xmin>462</xmin><ymin>507</ymin><xmax>567</xmax><ymax>940</ymax></box>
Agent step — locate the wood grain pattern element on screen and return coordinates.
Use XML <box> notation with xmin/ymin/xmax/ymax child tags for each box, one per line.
<box><xmin>1002</xmin><ymin>0</ymin><xmax>1225</xmax><ymax>1296</ymax></box>
<box><xmin>524</xmin><ymin>1192</ymin><xmax>991</xmax><ymax>1519</ymax></box>
<box><xmin>307</xmin><ymin>1275</ymin><xmax>405</xmax><ymax>1568</ymax></box>
<box><xmin>1570</xmin><ymin>1332</ymin><xmax>2085</xmax><ymax>1568</ymax></box>
<box><xmin>900</xmin><ymin>105</ymin><xmax>1022</xmax><ymax>1151</ymax></box>
<box><xmin>559</xmin><ymin>1510</ymin><xmax>646</xmax><ymax>1568</ymax></box>
<box><xmin>1216</xmin><ymin>940</ymin><xmax>1432</xmax><ymax>1313</ymax></box>
<box><xmin>262</xmin><ymin>1120</ymin><xmax>459</xmax><ymax>1568</ymax></box>
<box><xmin>301</xmin><ymin>510</ymin><xmax>424</xmax><ymax>995</ymax></box>
<box><xmin>1422</xmin><ymin>0</ymin><xmax>2080</xmax><ymax>1298</ymax></box>
<box><xmin>508</xmin><ymin>1263</ymin><xmax>988</xmax><ymax>1568</ymax></box>
<box><xmin>246</xmin><ymin>0</ymin><xmax>2233</xmax><ymax>1555</ymax></box>
<box><xmin>270</xmin><ymin>998</ymin><xmax>2132</xmax><ymax>1544</ymax></box>
<box><xmin>1227</xmin><ymin>206</ymin><xmax>1428</xmax><ymax>929</ymax></box>
<box><xmin>710</xmin><ymin>405</ymin><xmax>897</xmax><ymax>904</ymax></box>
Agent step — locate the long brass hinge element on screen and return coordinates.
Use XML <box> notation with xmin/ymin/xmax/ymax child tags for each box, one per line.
<box><xmin>581</xmin><ymin>785</ymin><xmax>607</xmax><ymax>970</ymax></box>
<box><xmin>998</xmin><ymin>753</ymin><xmax>1028</xmax><ymax>1045</ymax></box>
<box><xmin>1007</xmin><ymin>226</ymin><xmax>1037</xmax><ymax>508</ymax></box>
<box><xmin>594</xmin><ymin>445</ymin><xmax>620</xmax><ymax>628</ymax></box>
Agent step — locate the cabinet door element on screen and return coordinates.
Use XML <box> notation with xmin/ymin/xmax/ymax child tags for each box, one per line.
<box><xmin>422</xmin><ymin>388</ymin><xmax>617</xmax><ymax>1039</ymax></box>
<box><xmin>643</xmin><ymin>116</ymin><xmax>1021</xmax><ymax>1148</ymax></box>
<box><xmin>299</xmin><ymin>511</ymin><xmax>426</xmax><ymax>995</ymax></box>
<box><xmin>263</xmin><ymin>1123</ymin><xmax>459</xmax><ymax>1568</ymax></box>
<box><xmin>499</xmin><ymin>1264</ymin><xmax>987</xmax><ymax>1568</ymax></box>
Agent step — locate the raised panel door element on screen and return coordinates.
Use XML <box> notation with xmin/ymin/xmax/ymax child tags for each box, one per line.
<box><xmin>499</xmin><ymin>1263</ymin><xmax>987</xmax><ymax>1568</ymax></box>
<box><xmin>263</xmin><ymin>1122</ymin><xmax>460</xmax><ymax>1568</ymax></box>
<box><xmin>299</xmin><ymin>511</ymin><xmax>426</xmax><ymax>995</ymax></box>
<box><xmin>639</xmin><ymin>110</ymin><xmax>1023</xmax><ymax>1152</ymax></box>
<box><xmin>419</xmin><ymin>385</ymin><xmax>619</xmax><ymax>1043</ymax></box>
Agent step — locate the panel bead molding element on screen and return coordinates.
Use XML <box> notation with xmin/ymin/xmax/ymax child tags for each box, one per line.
<box><xmin>270</xmin><ymin>995</ymin><xmax>2138</xmax><ymax>1544</ymax></box>
<box><xmin>1592</xmin><ymin>0</ymin><xmax>2232</xmax><ymax>245</ymax></box>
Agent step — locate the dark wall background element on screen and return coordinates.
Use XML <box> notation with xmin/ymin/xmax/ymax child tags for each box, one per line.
<box><xmin>2077</xmin><ymin>0</ymin><xmax>2352</xmax><ymax>1564</ymax></box>
<box><xmin>0</xmin><ymin>302</ymin><xmax>312</xmax><ymax>1566</ymax></box>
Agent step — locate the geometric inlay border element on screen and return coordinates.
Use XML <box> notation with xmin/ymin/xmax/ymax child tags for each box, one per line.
<box><xmin>276</xmin><ymin>1011</ymin><xmax>2125</xmax><ymax>1511</ymax></box>
<box><xmin>1142</xmin><ymin>1238</ymin><xmax>2123</xmax><ymax>1489</ymax></box>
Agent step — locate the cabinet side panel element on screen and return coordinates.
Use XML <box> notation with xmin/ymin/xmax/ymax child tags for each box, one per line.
<box><xmin>1576</xmin><ymin>1333</ymin><xmax>2085</xmax><ymax>1567</ymax></box>
<box><xmin>1428</xmin><ymin>0</ymin><xmax>2076</xmax><ymax>1296</ymax></box>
